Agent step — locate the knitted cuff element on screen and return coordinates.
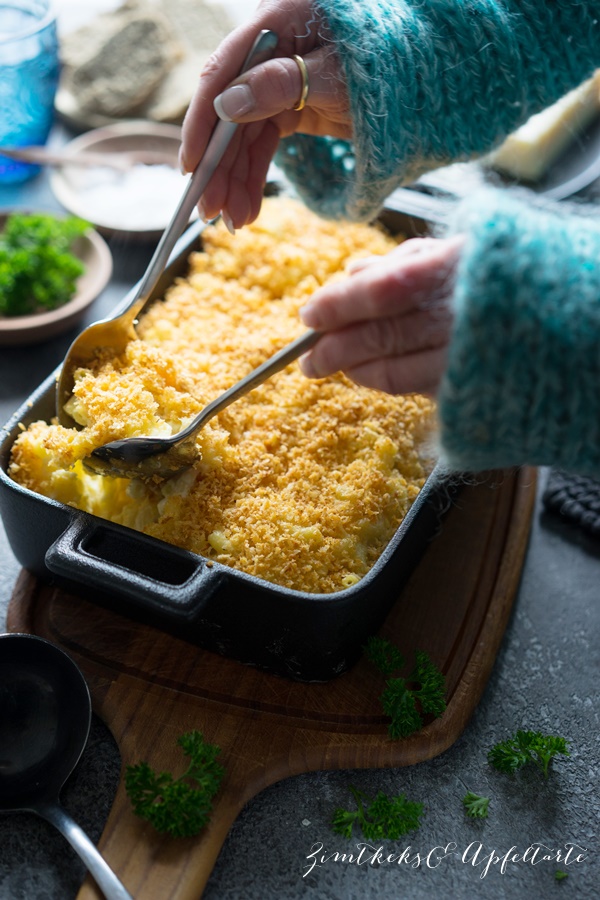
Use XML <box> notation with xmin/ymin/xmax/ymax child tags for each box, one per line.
<box><xmin>438</xmin><ymin>191</ymin><xmax>600</xmax><ymax>474</ymax></box>
<box><xmin>276</xmin><ymin>0</ymin><xmax>600</xmax><ymax>221</ymax></box>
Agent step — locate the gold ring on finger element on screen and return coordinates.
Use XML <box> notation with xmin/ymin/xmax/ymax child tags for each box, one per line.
<box><xmin>292</xmin><ymin>54</ymin><xmax>309</xmax><ymax>111</ymax></box>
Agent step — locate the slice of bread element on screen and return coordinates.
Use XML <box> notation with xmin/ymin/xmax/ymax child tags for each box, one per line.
<box><xmin>59</xmin><ymin>0</ymin><xmax>232</xmax><ymax>124</ymax></box>
<box><xmin>69</xmin><ymin>13</ymin><xmax>182</xmax><ymax>118</ymax></box>
<box><xmin>135</xmin><ymin>55</ymin><xmax>201</xmax><ymax>124</ymax></box>
<box><xmin>136</xmin><ymin>0</ymin><xmax>233</xmax><ymax>122</ymax></box>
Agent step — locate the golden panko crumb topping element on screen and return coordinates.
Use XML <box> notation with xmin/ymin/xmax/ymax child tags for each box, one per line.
<box><xmin>9</xmin><ymin>197</ymin><xmax>436</xmax><ymax>593</ymax></box>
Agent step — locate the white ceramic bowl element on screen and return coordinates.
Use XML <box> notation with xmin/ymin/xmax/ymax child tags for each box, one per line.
<box><xmin>50</xmin><ymin>121</ymin><xmax>190</xmax><ymax>240</ymax></box>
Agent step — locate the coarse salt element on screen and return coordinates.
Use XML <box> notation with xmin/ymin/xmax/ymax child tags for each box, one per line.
<box><xmin>66</xmin><ymin>163</ymin><xmax>190</xmax><ymax>231</ymax></box>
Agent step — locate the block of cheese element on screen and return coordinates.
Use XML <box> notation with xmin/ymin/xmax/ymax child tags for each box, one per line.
<box><xmin>487</xmin><ymin>71</ymin><xmax>600</xmax><ymax>182</ymax></box>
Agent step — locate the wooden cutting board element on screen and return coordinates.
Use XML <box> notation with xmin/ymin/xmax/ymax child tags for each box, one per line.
<box><xmin>7</xmin><ymin>467</ymin><xmax>537</xmax><ymax>900</ymax></box>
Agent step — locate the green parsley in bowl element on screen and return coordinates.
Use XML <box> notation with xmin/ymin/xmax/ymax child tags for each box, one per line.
<box><xmin>0</xmin><ymin>210</ymin><xmax>112</xmax><ymax>346</ymax></box>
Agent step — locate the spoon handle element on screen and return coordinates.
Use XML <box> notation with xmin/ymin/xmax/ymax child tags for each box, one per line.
<box><xmin>122</xmin><ymin>28</ymin><xmax>279</xmax><ymax>326</ymax></box>
<box><xmin>35</xmin><ymin>802</ymin><xmax>133</xmax><ymax>900</ymax></box>
<box><xmin>0</xmin><ymin>145</ymin><xmax>177</xmax><ymax>171</ymax></box>
<box><xmin>173</xmin><ymin>328</ymin><xmax>322</xmax><ymax>446</ymax></box>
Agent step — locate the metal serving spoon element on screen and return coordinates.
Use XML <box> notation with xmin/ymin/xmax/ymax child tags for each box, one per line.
<box><xmin>56</xmin><ymin>28</ymin><xmax>279</xmax><ymax>428</ymax></box>
<box><xmin>84</xmin><ymin>328</ymin><xmax>321</xmax><ymax>479</ymax></box>
<box><xmin>0</xmin><ymin>633</ymin><xmax>132</xmax><ymax>900</ymax></box>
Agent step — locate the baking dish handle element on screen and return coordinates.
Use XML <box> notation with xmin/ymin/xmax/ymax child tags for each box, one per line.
<box><xmin>45</xmin><ymin>515</ymin><xmax>224</xmax><ymax>621</ymax></box>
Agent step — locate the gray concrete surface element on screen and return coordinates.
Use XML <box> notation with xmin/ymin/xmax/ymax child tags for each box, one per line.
<box><xmin>0</xmin><ymin>151</ymin><xmax>598</xmax><ymax>900</ymax></box>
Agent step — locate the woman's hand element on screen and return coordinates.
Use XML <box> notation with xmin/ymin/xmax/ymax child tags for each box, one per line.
<box><xmin>180</xmin><ymin>0</ymin><xmax>349</xmax><ymax>231</ymax></box>
<box><xmin>299</xmin><ymin>235</ymin><xmax>465</xmax><ymax>396</ymax></box>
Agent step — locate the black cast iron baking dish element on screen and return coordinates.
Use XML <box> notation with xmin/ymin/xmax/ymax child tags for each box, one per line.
<box><xmin>0</xmin><ymin>188</ymin><xmax>457</xmax><ymax>682</ymax></box>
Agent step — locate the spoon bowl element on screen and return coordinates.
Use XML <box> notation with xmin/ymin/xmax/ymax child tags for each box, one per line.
<box><xmin>0</xmin><ymin>633</ymin><xmax>132</xmax><ymax>899</ymax></box>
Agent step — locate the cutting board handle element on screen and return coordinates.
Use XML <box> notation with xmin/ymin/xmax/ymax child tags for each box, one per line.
<box><xmin>45</xmin><ymin>514</ymin><xmax>223</xmax><ymax>619</ymax></box>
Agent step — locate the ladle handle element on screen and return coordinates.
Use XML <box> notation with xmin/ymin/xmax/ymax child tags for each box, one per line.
<box><xmin>35</xmin><ymin>802</ymin><xmax>133</xmax><ymax>900</ymax></box>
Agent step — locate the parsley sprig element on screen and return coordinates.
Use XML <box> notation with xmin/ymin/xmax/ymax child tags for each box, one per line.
<box><xmin>0</xmin><ymin>212</ymin><xmax>88</xmax><ymax>317</ymax></box>
<box><xmin>125</xmin><ymin>730</ymin><xmax>224</xmax><ymax>838</ymax></box>
<box><xmin>332</xmin><ymin>785</ymin><xmax>423</xmax><ymax>840</ymax></box>
<box><xmin>462</xmin><ymin>791</ymin><xmax>490</xmax><ymax>819</ymax></box>
<box><xmin>365</xmin><ymin>637</ymin><xmax>446</xmax><ymax>739</ymax></box>
<box><xmin>488</xmin><ymin>730</ymin><xmax>569</xmax><ymax>778</ymax></box>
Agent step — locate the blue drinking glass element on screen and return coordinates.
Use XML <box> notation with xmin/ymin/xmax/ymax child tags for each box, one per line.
<box><xmin>0</xmin><ymin>0</ymin><xmax>59</xmax><ymax>183</ymax></box>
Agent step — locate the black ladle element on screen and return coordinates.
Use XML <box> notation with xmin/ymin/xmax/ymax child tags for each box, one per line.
<box><xmin>0</xmin><ymin>633</ymin><xmax>132</xmax><ymax>900</ymax></box>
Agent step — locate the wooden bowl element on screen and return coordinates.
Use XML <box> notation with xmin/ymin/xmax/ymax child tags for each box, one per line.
<box><xmin>0</xmin><ymin>210</ymin><xmax>112</xmax><ymax>346</ymax></box>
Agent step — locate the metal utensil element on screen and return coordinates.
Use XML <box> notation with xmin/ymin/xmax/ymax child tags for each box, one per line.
<box><xmin>0</xmin><ymin>633</ymin><xmax>133</xmax><ymax>900</ymax></box>
<box><xmin>0</xmin><ymin>145</ymin><xmax>176</xmax><ymax>172</ymax></box>
<box><xmin>56</xmin><ymin>28</ymin><xmax>279</xmax><ymax>428</ymax></box>
<box><xmin>84</xmin><ymin>328</ymin><xmax>321</xmax><ymax>479</ymax></box>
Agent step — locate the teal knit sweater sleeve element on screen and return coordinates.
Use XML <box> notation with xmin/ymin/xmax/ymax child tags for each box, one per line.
<box><xmin>438</xmin><ymin>191</ymin><xmax>600</xmax><ymax>474</ymax></box>
<box><xmin>276</xmin><ymin>0</ymin><xmax>600</xmax><ymax>221</ymax></box>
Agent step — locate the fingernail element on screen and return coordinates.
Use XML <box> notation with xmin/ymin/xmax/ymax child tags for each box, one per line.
<box><xmin>299</xmin><ymin>302</ymin><xmax>321</xmax><ymax>328</ymax></box>
<box><xmin>222</xmin><ymin>210</ymin><xmax>235</xmax><ymax>235</ymax></box>
<box><xmin>299</xmin><ymin>353</ymin><xmax>318</xmax><ymax>378</ymax></box>
<box><xmin>214</xmin><ymin>84</ymin><xmax>255</xmax><ymax>121</ymax></box>
<box><xmin>197</xmin><ymin>198</ymin><xmax>208</xmax><ymax>222</ymax></box>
